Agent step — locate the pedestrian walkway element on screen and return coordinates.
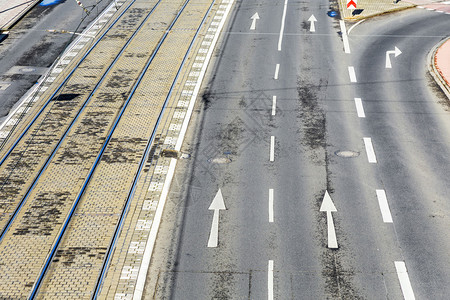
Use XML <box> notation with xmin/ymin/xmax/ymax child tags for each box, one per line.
<box><xmin>0</xmin><ymin>0</ymin><xmax>40</xmax><ymax>30</ymax></box>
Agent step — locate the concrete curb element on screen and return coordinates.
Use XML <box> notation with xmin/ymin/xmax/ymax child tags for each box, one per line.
<box><xmin>428</xmin><ymin>37</ymin><xmax>450</xmax><ymax>100</ymax></box>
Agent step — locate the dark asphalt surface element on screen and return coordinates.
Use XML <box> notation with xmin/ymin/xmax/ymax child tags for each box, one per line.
<box><xmin>0</xmin><ymin>0</ymin><xmax>113</xmax><ymax>123</ymax></box>
<box><xmin>143</xmin><ymin>1</ymin><xmax>450</xmax><ymax>299</ymax></box>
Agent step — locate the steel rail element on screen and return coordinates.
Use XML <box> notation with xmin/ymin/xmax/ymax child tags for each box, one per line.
<box><xmin>0</xmin><ymin>0</ymin><xmax>164</xmax><ymax>243</ymax></box>
<box><xmin>28</xmin><ymin>0</ymin><xmax>206</xmax><ymax>297</ymax></box>
<box><xmin>0</xmin><ymin>0</ymin><xmax>137</xmax><ymax>167</ymax></box>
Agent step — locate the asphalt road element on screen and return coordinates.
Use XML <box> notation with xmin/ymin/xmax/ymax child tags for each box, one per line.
<box><xmin>0</xmin><ymin>0</ymin><xmax>113</xmax><ymax>123</ymax></box>
<box><xmin>145</xmin><ymin>1</ymin><xmax>450</xmax><ymax>299</ymax></box>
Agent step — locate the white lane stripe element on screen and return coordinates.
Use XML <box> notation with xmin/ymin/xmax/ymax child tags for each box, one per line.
<box><xmin>278</xmin><ymin>0</ymin><xmax>288</xmax><ymax>51</ymax></box>
<box><xmin>339</xmin><ymin>20</ymin><xmax>351</xmax><ymax>53</ymax></box>
<box><xmin>269</xmin><ymin>189</ymin><xmax>274</xmax><ymax>223</ymax></box>
<box><xmin>272</xmin><ymin>96</ymin><xmax>277</xmax><ymax>116</ymax></box>
<box><xmin>376</xmin><ymin>189</ymin><xmax>393</xmax><ymax>223</ymax></box>
<box><xmin>354</xmin><ymin>97</ymin><xmax>365</xmax><ymax>118</ymax></box>
<box><xmin>270</xmin><ymin>136</ymin><xmax>275</xmax><ymax>161</ymax></box>
<box><xmin>268</xmin><ymin>260</ymin><xmax>274</xmax><ymax>300</ymax></box>
<box><xmin>395</xmin><ymin>261</ymin><xmax>416</xmax><ymax>300</ymax></box>
<box><xmin>274</xmin><ymin>64</ymin><xmax>280</xmax><ymax>80</ymax></box>
<box><xmin>363</xmin><ymin>137</ymin><xmax>377</xmax><ymax>163</ymax></box>
<box><xmin>348</xmin><ymin>66</ymin><xmax>357</xmax><ymax>82</ymax></box>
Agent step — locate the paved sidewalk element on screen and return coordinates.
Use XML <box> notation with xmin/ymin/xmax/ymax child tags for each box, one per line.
<box><xmin>0</xmin><ymin>0</ymin><xmax>40</xmax><ymax>30</ymax></box>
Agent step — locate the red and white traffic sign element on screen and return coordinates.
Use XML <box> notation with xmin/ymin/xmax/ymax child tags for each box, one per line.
<box><xmin>347</xmin><ymin>0</ymin><xmax>357</xmax><ymax>9</ymax></box>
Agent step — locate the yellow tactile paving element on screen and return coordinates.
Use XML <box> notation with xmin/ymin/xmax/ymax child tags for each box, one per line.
<box><xmin>38</xmin><ymin>1</ymin><xmax>215</xmax><ymax>298</ymax></box>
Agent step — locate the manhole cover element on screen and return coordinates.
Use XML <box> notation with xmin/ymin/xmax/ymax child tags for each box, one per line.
<box><xmin>20</xmin><ymin>67</ymin><xmax>36</xmax><ymax>72</ymax></box>
<box><xmin>335</xmin><ymin>150</ymin><xmax>359</xmax><ymax>158</ymax></box>
<box><xmin>208</xmin><ymin>157</ymin><xmax>232</xmax><ymax>164</ymax></box>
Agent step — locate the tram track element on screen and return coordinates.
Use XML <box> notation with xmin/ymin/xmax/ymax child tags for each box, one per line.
<box><xmin>0</xmin><ymin>0</ymin><xmax>147</xmax><ymax>236</ymax></box>
<box><xmin>0</xmin><ymin>0</ymin><xmax>163</xmax><ymax>244</ymax></box>
<box><xmin>0</xmin><ymin>0</ymin><xmax>216</xmax><ymax>298</ymax></box>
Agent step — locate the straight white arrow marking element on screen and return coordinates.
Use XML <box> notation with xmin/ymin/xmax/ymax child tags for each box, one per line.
<box><xmin>308</xmin><ymin>14</ymin><xmax>317</xmax><ymax>32</ymax></box>
<box><xmin>395</xmin><ymin>261</ymin><xmax>416</xmax><ymax>300</ymax></box>
<box><xmin>386</xmin><ymin>46</ymin><xmax>402</xmax><ymax>69</ymax></box>
<box><xmin>250</xmin><ymin>12</ymin><xmax>260</xmax><ymax>30</ymax></box>
<box><xmin>207</xmin><ymin>189</ymin><xmax>226</xmax><ymax>248</ymax></box>
<box><xmin>320</xmin><ymin>191</ymin><xmax>338</xmax><ymax>249</ymax></box>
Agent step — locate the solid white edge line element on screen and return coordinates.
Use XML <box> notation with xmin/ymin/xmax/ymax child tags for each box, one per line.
<box><xmin>274</xmin><ymin>64</ymin><xmax>280</xmax><ymax>80</ymax></box>
<box><xmin>270</xmin><ymin>136</ymin><xmax>275</xmax><ymax>161</ymax></box>
<box><xmin>363</xmin><ymin>137</ymin><xmax>377</xmax><ymax>163</ymax></box>
<box><xmin>348</xmin><ymin>66</ymin><xmax>357</xmax><ymax>83</ymax></box>
<box><xmin>339</xmin><ymin>20</ymin><xmax>351</xmax><ymax>53</ymax></box>
<box><xmin>354</xmin><ymin>97</ymin><xmax>365</xmax><ymax>118</ymax></box>
<box><xmin>272</xmin><ymin>95</ymin><xmax>277</xmax><ymax>115</ymax></box>
<box><xmin>376</xmin><ymin>189</ymin><xmax>393</xmax><ymax>223</ymax></box>
<box><xmin>278</xmin><ymin>0</ymin><xmax>288</xmax><ymax>51</ymax></box>
<box><xmin>395</xmin><ymin>261</ymin><xmax>416</xmax><ymax>300</ymax></box>
<box><xmin>268</xmin><ymin>260</ymin><xmax>274</xmax><ymax>300</ymax></box>
<box><xmin>134</xmin><ymin>1</ymin><xmax>236</xmax><ymax>299</ymax></box>
<box><xmin>269</xmin><ymin>189</ymin><xmax>274</xmax><ymax>222</ymax></box>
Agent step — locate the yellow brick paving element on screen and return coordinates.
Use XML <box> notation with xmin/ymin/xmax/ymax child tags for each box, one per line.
<box><xmin>0</xmin><ymin>1</ymin><xmax>172</xmax><ymax>298</ymax></box>
<box><xmin>36</xmin><ymin>0</ymin><xmax>214</xmax><ymax>299</ymax></box>
<box><xmin>0</xmin><ymin>0</ymin><xmax>154</xmax><ymax>237</ymax></box>
<box><xmin>338</xmin><ymin>0</ymin><xmax>413</xmax><ymax>20</ymax></box>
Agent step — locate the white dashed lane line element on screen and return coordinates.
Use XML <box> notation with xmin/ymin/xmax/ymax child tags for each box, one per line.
<box><xmin>354</xmin><ymin>97</ymin><xmax>365</xmax><ymax>118</ymax></box>
<box><xmin>375</xmin><ymin>189</ymin><xmax>393</xmax><ymax>223</ymax></box>
<box><xmin>274</xmin><ymin>64</ymin><xmax>280</xmax><ymax>80</ymax></box>
<box><xmin>269</xmin><ymin>189</ymin><xmax>274</xmax><ymax>223</ymax></box>
<box><xmin>272</xmin><ymin>96</ymin><xmax>277</xmax><ymax>115</ymax></box>
<box><xmin>395</xmin><ymin>261</ymin><xmax>416</xmax><ymax>300</ymax></box>
<box><xmin>363</xmin><ymin>137</ymin><xmax>377</xmax><ymax>163</ymax></box>
<box><xmin>348</xmin><ymin>66</ymin><xmax>357</xmax><ymax>82</ymax></box>
<box><xmin>270</xmin><ymin>136</ymin><xmax>275</xmax><ymax>161</ymax></box>
<box><xmin>268</xmin><ymin>260</ymin><xmax>274</xmax><ymax>300</ymax></box>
